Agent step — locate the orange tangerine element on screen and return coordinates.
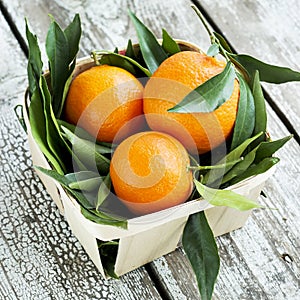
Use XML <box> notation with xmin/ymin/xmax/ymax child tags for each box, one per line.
<box><xmin>110</xmin><ymin>131</ymin><xmax>193</xmax><ymax>215</ymax></box>
<box><xmin>64</xmin><ymin>65</ymin><xmax>144</xmax><ymax>143</ymax></box>
<box><xmin>143</xmin><ymin>51</ymin><xmax>240</xmax><ymax>154</ymax></box>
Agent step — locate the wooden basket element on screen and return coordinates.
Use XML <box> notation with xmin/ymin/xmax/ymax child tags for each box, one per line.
<box><xmin>23</xmin><ymin>40</ymin><xmax>275</xmax><ymax>278</ymax></box>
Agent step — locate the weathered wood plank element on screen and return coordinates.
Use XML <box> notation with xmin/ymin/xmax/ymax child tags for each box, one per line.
<box><xmin>0</xmin><ymin>11</ymin><xmax>161</xmax><ymax>300</ymax></box>
<box><xmin>198</xmin><ymin>0</ymin><xmax>300</xmax><ymax>137</ymax></box>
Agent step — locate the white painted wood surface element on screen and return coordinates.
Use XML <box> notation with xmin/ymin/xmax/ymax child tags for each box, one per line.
<box><xmin>1</xmin><ymin>0</ymin><xmax>299</xmax><ymax>299</ymax></box>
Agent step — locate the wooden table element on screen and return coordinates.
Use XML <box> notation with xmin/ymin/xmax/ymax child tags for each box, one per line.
<box><xmin>0</xmin><ymin>0</ymin><xmax>299</xmax><ymax>299</ymax></box>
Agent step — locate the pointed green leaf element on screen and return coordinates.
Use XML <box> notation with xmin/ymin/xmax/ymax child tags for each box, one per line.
<box><xmin>230</xmin><ymin>73</ymin><xmax>255</xmax><ymax>150</ymax></box>
<box><xmin>128</xmin><ymin>10</ymin><xmax>167</xmax><ymax>74</ymax></box>
<box><xmin>65</xmin><ymin>171</ymin><xmax>102</xmax><ymax>191</ymax></box>
<box><xmin>221</xmin><ymin>145</ymin><xmax>259</xmax><ymax>184</ymax></box>
<box><xmin>46</xmin><ymin>15</ymin><xmax>81</xmax><ymax>117</ymax></box>
<box><xmin>61</xmin><ymin>126</ymin><xmax>110</xmax><ymax>173</ymax></box>
<box><xmin>224</xmin><ymin>136</ymin><xmax>291</xmax><ymax>185</ymax></box>
<box><xmin>29</xmin><ymin>89</ymin><xmax>64</xmax><ymax>174</ymax></box>
<box><xmin>202</xmin><ymin>132</ymin><xmax>263</xmax><ymax>186</ymax></box>
<box><xmin>96</xmin><ymin>173</ymin><xmax>111</xmax><ymax>210</ymax></box>
<box><xmin>46</xmin><ymin>20</ymin><xmax>69</xmax><ymax>115</ymax></box>
<box><xmin>125</xmin><ymin>39</ymin><xmax>137</xmax><ymax>59</ymax></box>
<box><xmin>168</xmin><ymin>62</ymin><xmax>235</xmax><ymax>113</ymax></box>
<box><xmin>25</xmin><ymin>19</ymin><xmax>43</xmax><ymax>95</ymax></box>
<box><xmin>64</xmin><ymin>14</ymin><xmax>81</xmax><ymax>61</ymax></box>
<box><xmin>57</xmin><ymin>119</ymin><xmax>95</xmax><ymax>140</ymax></box>
<box><xmin>252</xmin><ymin>71</ymin><xmax>267</xmax><ymax>143</ymax></box>
<box><xmin>194</xmin><ymin>179</ymin><xmax>261</xmax><ymax>211</ymax></box>
<box><xmin>182</xmin><ymin>211</ymin><xmax>219</xmax><ymax>300</ymax></box>
<box><xmin>58</xmin><ymin>120</ymin><xmax>115</xmax><ymax>152</ymax></box>
<box><xmin>254</xmin><ymin>135</ymin><xmax>293</xmax><ymax>164</ymax></box>
<box><xmin>40</xmin><ymin>76</ymin><xmax>69</xmax><ymax>173</ymax></box>
<box><xmin>35</xmin><ymin>166</ymin><xmax>94</xmax><ymax>208</ymax></box>
<box><xmin>229</xmin><ymin>54</ymin><xmax>300</xmax><ymax>83</ymax></box>
<box><xmin>81</xmin><ymin>207</ymin><xmax>127</xmax><ymax>228</ymax></box>
<box><xmin>162</xmin><ymin>28</ymin><xmax>180</xmax><ymax>55</ymax></box>
<box><xmin>35</xmin><ymin>166</ymin><xmax>127</xmax><ymax>228</ymax></box>
<box><xmin>65</xmin><ymin>170</ymin><xmax>99</xmax><ymax>182</ymax></box>
<box><xmin>229</xmin><ymin>157</ymin><xmax>279</xmax><ymax>185</ymax></box>
<box><xmin>98</xmin><ymin>240</ymin><xmax>119</xmax><ymax>278</ymax></box>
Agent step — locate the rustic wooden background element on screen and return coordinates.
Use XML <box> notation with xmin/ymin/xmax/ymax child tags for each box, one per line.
<box><xmin>0</xmin><ymin>0</ymin><xmax>299</xmax><ymax>299</ymax></box>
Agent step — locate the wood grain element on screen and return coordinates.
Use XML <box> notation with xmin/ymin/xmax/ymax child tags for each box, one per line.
<box><xmin>0</xmin><ymin>9</ymin><xmax>161</xmax><ymax>300</ymax></box>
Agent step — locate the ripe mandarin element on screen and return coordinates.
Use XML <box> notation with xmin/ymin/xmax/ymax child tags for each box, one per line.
<box><xmin>64</xmin><ymin>64</ymin><xmax>144</xmax><ymax>143</ymax></box>
<box><xmin>110</xmin><ymin>131</ymin><xmax>193</xmax><ymax>215</ymax></box>
<box><xmin>143</xmin><ymin>51</ymin><xmax>240</xmax><ymax>154</ymax></box>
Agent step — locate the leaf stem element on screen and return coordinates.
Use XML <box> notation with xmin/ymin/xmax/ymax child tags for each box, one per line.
<box><xmin>191</xmin><ymin>5</ymin><xmax>216</xmax><ymax>44</ymax></box>
<box><xmin>188</xmin><ymin>157</ymin><xmax>244</xmax><ymax>171</ymax></box>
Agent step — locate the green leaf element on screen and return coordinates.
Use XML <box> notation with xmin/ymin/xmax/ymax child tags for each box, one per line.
<box><xmin>230</xmin><ymin>73</ymin><xmax>255</xmax><ymax>150</ymax></box>
<box><xmin>128</xmin><ymin>10</ymin><xmax>167</xmax><ymax>74</ymax></box>
<box><xmin>80</xmin><ymin>207</ymin><xmax>127</xmax><ymax>228</ymax></box>
<box><xmin>40</xmin><ymin>76</ymin><xmax>68</xmax><ymax>173</ymax></box>
<box><xmin>168</xmin><ymin>62</ymin><xmax>235</xmax><ymax>113</ymax></box>
<box><xmin>229</xmin><ymin>157</ymin><xmax>279</xmax><ymax>185</ymax></box>
<box><xmin>57</xmin><ymin>119</ymin><xmax>95</xmax><ymax>140</ymax></box>
<box><xmin>64</xmin><ymin>14</ymin><xmax>81</xmax><ymax>61</ymax></box>
<box><xmin>182</xmin><ymin>211</ymin><xmax>219</xmax><ymax>300</ymax></box>
<box><xmin>98</xmin><ymin>240</ymin><xmax>119</xmax><ymax>278</ymax></box>
<box><xmin>252</xmin><ymin>71</ymin><xmax>267</xmax><ymax>143</ymax></box>
<box><xmin>125</xmin><ymin>39</ymin><xmax>137</xmax><ymax>59</ymax></box>
<box><xmin>229</xmin><ymin>54</ymin><xmax>300</xmax><ymax>83</ymax></box>
<box><xmin>96</xmin><ymin>173</ymin><xmax>112</xmax><ymax>210</ymax></box>
<box><xmin>61</xmin><ymin>125</ymin><xmax>112</xmax><ymax>154</ymax></box>
<box><xmin>92</xmin><ymin>50</ymin><xmax>151</xmax><ymax>77</ymax></box>
<box><xmin>58</xmin><ymin>120</ymin><xmax>116</xmax><ymax>152</ymax></box>
<box><xmin>61</xmin><ymin>126</ymin><xmax>110</xmax><ymax>173</ymax></box>
<box><xmin>194</xmin><ymin>179</ymin><xmax>261</xmax><ymax>210</ymax></box>
<box><xmin>46</xmin><ymin>20</ymin><xmax>69</xmax><ymax>113</ymax></box>
<box><xmin>35</xmin><ymin>166</ymin><xmax>127</xmax><ymax>228</ymax></box>
<box><xmin>46</xmin><ymin>14</ymin><xmax>81</xmax><ymax>117</ymax></box>
<box><xmin>202</xmin><ymin>132</ymin><xmax>263</xmax><ymax>186</ymax></box>
<box><xmin>221</xmin><ymin>145</ymin><xmax>259</xmax><ymax>184</ymax></box>
<box><xmin>99</xmin><ymin>53</ymin><xmax>136</xmax><ymax>74</ymax></box>
<box><xmin>207</xmin><ymin>43</ymin><xmax>219</xmax><ymax>57</ymax></box>
<box><xmin>35</xmin><ymin>166</ymin><xmax>94</xmax><ymax>208</ymax></box>
<box><xmin>162</xmin><ymin>28</ymin><xmax>181</xmax><ymax>55</ymax></box>
<box><xmin>25</xmin><ymin>19</ymin><xmax>43</xmax><ymax>95</ymax></box>
<box><xmin>254</xmin><ymin>135</ymin><xmax>293</xmax><ymax>164</ymax></box>
<box><xmin>29</xmin><ymin>89</ymin><xmax>64</xmax><ymax>174</ymax></box>
<box><xmin>65</xmin><ymin>171</ymin><xmax>102</xmax><ymax>191</ymax></box>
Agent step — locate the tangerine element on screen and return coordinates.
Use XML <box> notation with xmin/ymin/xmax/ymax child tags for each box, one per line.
<box><xmin>64</xmin><ymin>64</ymin><xmax>144</xmax><ymax>143</ymax></box>
<box><xmin>110</xmin><ymin>131</ymin><xmax>193</xmax><ymax>215</ymax></box>
<box><xmin>143</xmin><ymin>51</ymin><xmax>240</xmax><ymax>154</ymax></box>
